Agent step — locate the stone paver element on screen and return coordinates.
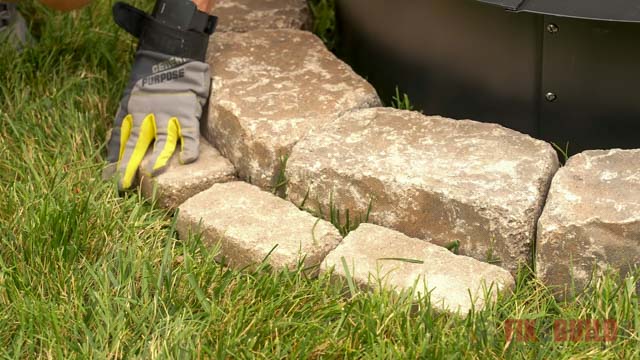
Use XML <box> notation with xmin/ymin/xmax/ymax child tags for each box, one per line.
<box><xmin>215</xmin><ymin>0</ymin><xmax>310</xmax><ymax>32</ymax></box>
<box><xmin>205</xmin><ymin>30</ymin><xmax>381</xmax><ymax>190</ymax></box>
<box><xmin>287</xmin><ymin>107</ymin><xmax>559</xmax><ymax>274</ymax></box>
<box><xmin>322</xmin><ymin>224</ymin><xmax>515</xmax><ymax>315</ymax></box>
<box><xmin>176</xmin><ymin>181</ymin><xmax>342</xmax><ymax>271</ymax></box>
<box><xmin>140</xmin><ymin>138</ymin><xmax>236</xmax><ymax>209</ymax></box>
<box><xmin>537</xmin><ymin>149</ymin><xmax>640</xmax><ymax>298</ymax></box>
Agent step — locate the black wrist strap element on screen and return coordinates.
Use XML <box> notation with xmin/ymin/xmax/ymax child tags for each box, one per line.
<box><xmin>112</xmin><ymin>1</ymin><xmax>217</xmax><ymax>61</ymax></box>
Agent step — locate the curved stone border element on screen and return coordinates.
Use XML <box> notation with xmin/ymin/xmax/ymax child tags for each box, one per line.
<box><xmin>138</xmin><ymin>1</ymin><xmax>640</xmax><ymax>302</ymax></box>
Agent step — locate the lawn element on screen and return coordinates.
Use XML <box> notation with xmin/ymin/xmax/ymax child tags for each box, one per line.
<box><xmin>0</xmin><ymin>1</ymin><xmax>638</xmax><ymax>358</ymax></box>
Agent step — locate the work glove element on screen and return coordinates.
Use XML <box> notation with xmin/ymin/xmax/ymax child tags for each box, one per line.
<box><xmin>105</xmin><ymin>0</ymin><xmax>217</xmax><ymax>190</ymax></box>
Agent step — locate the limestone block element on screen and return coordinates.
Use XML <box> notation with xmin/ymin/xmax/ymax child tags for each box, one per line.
<box><xmin>205</xmin><ymin>30</ymin><xmax>381</xmax><ymax>189</ymax></box>
<box><xmin>176</xmin><ymin>181</ymin><xmax>342</xmax><ymax>271</ymax></box>
<box><xmin>287</xmin><ymin>107</ymin><xmax>559</xmax><ymax>273</ymax></box>
<box><xmin>140</xmin><ymin>138</ymin><xmax>236</xmax><ymax>209</ymax></box>
<box><xmin>322</xmin><ymin>224</ymin><xmax>515</xmax><ymax>315</ymax></box>
<box><xmin>537</xmin><ymin>149</ymin><xmax>640</xmax><ymax>297</ymax></box>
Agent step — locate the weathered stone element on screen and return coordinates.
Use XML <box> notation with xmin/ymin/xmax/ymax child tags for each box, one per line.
<box><xmin>140</xmin><ymin>138</ymin><xmax>236</xmax><ymax>209</ymax></box>
<box><xmin>176</xmin><ymin>181</ymin><xmax>342</xmax><ymax>271</ymax></box>
<box><xmin>215</xmin><ymin>0</ymin><xmax>310</xmax><ymax>32</ymax></box>
<box><xmin>537</xmin><ymin>149</ymin><xmax>640</xmax><ymax>297</ymax></box>
<box><xmin>287</xmin><ymin>107</ymin><xmax>559</xmax><ymax>274</ymax></box>
<box><xmin>322</xmin><ymin>224</ymin><xmax>514</xmax><ymax>315</ymax></box>
<box><xmin>205</xmin><ymin>30</ymin><xmax>381</xmax><ymax>190</ymax></box>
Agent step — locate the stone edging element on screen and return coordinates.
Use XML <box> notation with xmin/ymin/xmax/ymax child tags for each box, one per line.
<box><xmin>139</xmin><ymin>0</ymin><xmax>640</xmax><ymax>306</ymax></box>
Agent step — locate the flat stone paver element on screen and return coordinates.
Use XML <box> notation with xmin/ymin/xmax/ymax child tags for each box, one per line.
<box><xmin>176</xmin><ymin>181</ymin><xmax>342</xmax><ymax>271</ymax></box>
<box><xmin>215</xmin><ymin>0</ymin><xmax>310</xmax><ymax>32</ymax></box>
<box><xmin>140</xmin><ymin>138</ymin><xmax>236</xmax><ymax>209</ymax></box>
<box><xmin>205</xmin><ymin>30</ymin><xmax>381</xmax><ymax>190</ymax></box>
<box><xmin>537</xmin><ymin>149</ymin><xmax>640</xmax><ymax>298</ymax></box>
<box><xmin>287</xmin><ymin>107</ymin><xmax>559</xmax><ymax>274</ymax></box>
<box><xmin>321</xmin><ymin>224</ymin><xmax>515</xmax><ymax>315</ymax></box>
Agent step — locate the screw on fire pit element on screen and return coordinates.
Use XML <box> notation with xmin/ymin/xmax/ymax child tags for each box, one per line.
<box><xmin>545</xmin><ymin>92</ymin><xmax>557</xmax><ymax>102</ymax></box>
<box><xmin>546</xmin><ymin>23</ymin><xmax>559</xmax><ymax>34</ymax></box>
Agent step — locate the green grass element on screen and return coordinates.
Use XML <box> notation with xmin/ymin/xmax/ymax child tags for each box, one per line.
<box><xmin>1</xmin><ymin>1</ymin><xmax>639</xmax><ymax>358</ymax></box>
<box><xmin>391</xmin><ymin>86</ymin><xmax>415</xmax><ymax>111</ymax></box>
<box><xmin>275</xmin><ymin>157</ymin><xmax>370</xmax><ymax>237</ymax></box>
<box><xmin>321</xmin><ymin>194</ymin><xmax>371</xmax><ymax>237</ymax></box>
<box><xmin>308</xmin><ymin>0</ymin><xmax>337</xmax><ymax>51</ymax></box>
<box><xmin>551</xmin><ymin>142</ymin><xmax>571</xmax><ymax>165</ymax></box>
<box><xmin>295</xmin><ymin>189</ymin><xmax>372</xmax><ymax>237</ymax></box>
<box><xmin>272</xmin><ymin>155</ymin><xmax>289</xmax><ymax>199</ymax></box>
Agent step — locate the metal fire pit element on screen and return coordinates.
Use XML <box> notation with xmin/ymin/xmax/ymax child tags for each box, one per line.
<box><xmin>337</xmin><ymin>0</ymin><xmax>640</xmax><ymax>152</ymax></box>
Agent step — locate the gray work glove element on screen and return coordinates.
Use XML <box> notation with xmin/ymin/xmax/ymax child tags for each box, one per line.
<box><xmin>106</xmin><ymin>51</ymin><xmax>211</xmax><ymax>189</ymax></box>
<box><xmin>105</xmin><ymin>1</ymin><xmax>217</xmax><ymax>190</ymax></box>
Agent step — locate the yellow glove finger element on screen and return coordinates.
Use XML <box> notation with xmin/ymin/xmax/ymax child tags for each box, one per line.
<box><xmin>143</xmin><ymin>117</ymin><xmax>181</xmax><ymax>177</ymax></box>
<box><xmin>118</xmin><ymin>114</ymin><xmax>156</xmax><ymax>190</ymax></box>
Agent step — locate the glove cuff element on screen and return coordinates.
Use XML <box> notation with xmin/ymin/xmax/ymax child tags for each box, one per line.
<box><xmin>112</xmin><ymin>1</ymin><xmax>217</xmax><ymax>62</ymax></box>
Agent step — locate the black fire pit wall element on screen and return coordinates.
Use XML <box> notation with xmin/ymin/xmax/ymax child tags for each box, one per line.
<box><xmin>337</xmin><ymin>0</ymin><xmax>640</xmax><ymax>152</ymax></box>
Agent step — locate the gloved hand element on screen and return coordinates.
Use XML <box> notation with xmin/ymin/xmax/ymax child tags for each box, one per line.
<box><xmin>105</xmin><ymin>0</ymin><xmax>217</xmax><ymax>190</ymax></box>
